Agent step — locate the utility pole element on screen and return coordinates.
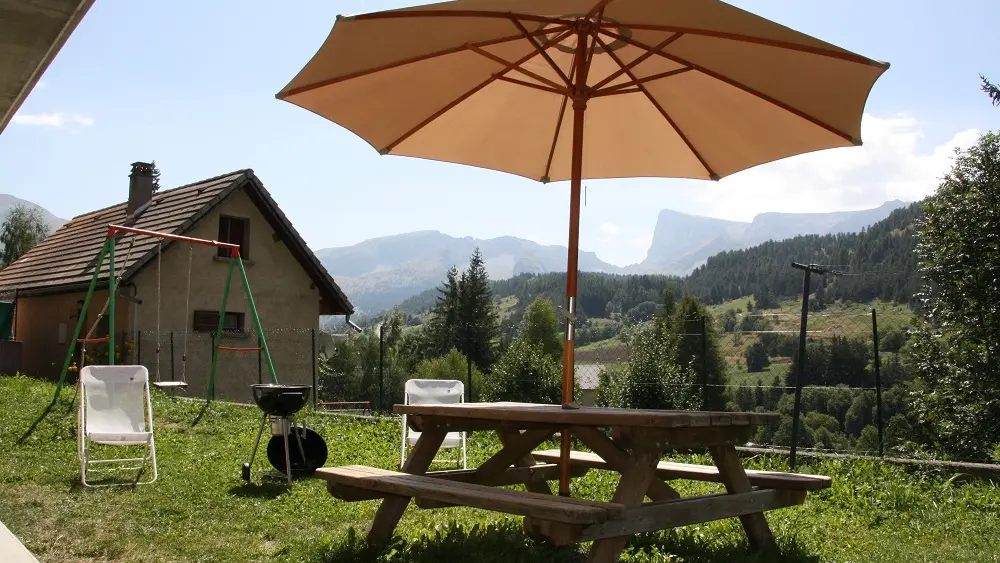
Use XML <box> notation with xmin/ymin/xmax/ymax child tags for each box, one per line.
<box><xmin>788</xmin><ymin>262</ymin><xmax>828</xmax><ymax>469</ymax></box>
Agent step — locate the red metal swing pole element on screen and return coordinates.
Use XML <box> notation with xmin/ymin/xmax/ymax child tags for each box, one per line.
<box><xmin>107</xmin><ymin>224</ymin><xmax>240</xmax><ymax>253</ymax></box>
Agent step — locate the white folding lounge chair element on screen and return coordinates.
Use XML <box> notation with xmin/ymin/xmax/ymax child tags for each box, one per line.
<box><xmin>78</xmin><ymin>365</ymin><xmax>158</xmax><ymax>487</ymax></box>
<box><xmin>401</xmin><ymin>379</ymin><xmax>467</xmax><ymax>469</ymax></box>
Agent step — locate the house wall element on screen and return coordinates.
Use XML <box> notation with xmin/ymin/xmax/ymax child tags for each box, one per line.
<box><xmin>10</xmin><ymin>189</ymin><xmax>325</xmax><ymax>403</ymax></box>
<box><xmin>128</xmin><ymin>188</ymin><xmax>322</xmax><ymax>402</ymax></box>
<box><xmin>13</xmin><ymin>289</ymin><xmax>133</xmax><ymax>380</ymax></box>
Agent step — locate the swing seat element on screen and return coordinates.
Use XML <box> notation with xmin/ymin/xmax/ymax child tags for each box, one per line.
<box><xmin>152</xmin><ymin>381</ymin><xmax>188</xmax><ymax>389</ymax></box>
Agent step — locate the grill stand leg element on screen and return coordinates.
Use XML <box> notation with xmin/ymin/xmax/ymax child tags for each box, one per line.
<box><xmin>243</xmin><ymin>413</ymin><xmax>268</xmax><ymax>481</ymax></box>
<box><xmin>282</xmin><ymin>418</ymin><xmax>292</xmax><ymax>485</ymax></box>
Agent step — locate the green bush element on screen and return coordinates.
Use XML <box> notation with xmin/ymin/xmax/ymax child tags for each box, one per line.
<box><xmin>412</xmin><ymin>349</ymin><xmax>485</xmax><ymax>402</ymax></box>
<box><xmin>481</xmin><ymin>340</ymin><xmax>561</xmax><ymax>404</ymax></box>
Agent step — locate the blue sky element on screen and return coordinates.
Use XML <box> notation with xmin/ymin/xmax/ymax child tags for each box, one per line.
<box><xmin>1</xmin><ymin>0</ymin><xmax>998</xmax><ymax>267</ymax></box>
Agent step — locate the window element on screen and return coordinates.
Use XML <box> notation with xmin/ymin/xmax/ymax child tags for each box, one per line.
<box><xmin>193</xmin><ymin>310</ymin><xmax>245</xmax><ymax>333</ymax></box>
<box><xmin>217</xmin><ymin>216</ymin><xmax>249</xmax><ymax>259</ymax></box>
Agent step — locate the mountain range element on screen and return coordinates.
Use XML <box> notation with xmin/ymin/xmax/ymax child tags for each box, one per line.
<box><xmin>317</xmin><ymin>200</ymin><xmax>909</xmax><ymax>313</ymax></box>
<box><xmin>639</xmin><ymin>200</ymin><xmax>910</xmax><ymax>274</ymax></box>
<box><xmin>0</xmin><ymin>192</ymin><xmax>908</xmax><ymax>315</ymax></box>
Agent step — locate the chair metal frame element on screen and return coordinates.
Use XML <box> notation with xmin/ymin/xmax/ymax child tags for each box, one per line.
<box><xmin>78</xmin><ymin>365</ymin><xmax>158</xmax><ymax>487</ymax></box>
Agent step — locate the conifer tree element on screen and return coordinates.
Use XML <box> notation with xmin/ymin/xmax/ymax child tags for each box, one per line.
<box><xmin>427</xmin><ymin>266</ymin><xmax>461</xmax><ymax>356</ymax></box>
<box><xmin>457</xmin><ymin>248</ymin><xmax>499</xmax><ymax>371</ymax></box>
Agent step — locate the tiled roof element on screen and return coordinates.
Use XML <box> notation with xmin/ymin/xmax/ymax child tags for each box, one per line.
<box><xmin>0</xmin><ymin>170</ymin><xmax>354</xmax><ymax>315</ymax></box>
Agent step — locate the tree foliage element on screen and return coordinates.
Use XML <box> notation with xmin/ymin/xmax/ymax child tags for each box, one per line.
<box><xmin>150</xmin><ymin>160</ymin><xmax>162</xmax><ymax>191</ymax></box>
<box><xmin>0</xmin><ymin>204</ymin><xmax>49</xmax><ymax>268</ymax></box>
<box><xmin>413</xmin><ymin>349</ymin><xmax>484</xmax><ymax>402</ymax></box>
<box><xmin>518</xmin><ymin>296</ymin><xmax>562</xmax><ymax>359</ymax></box>
<box><xmin>481</xmin><ymin>339</ymin><xmax>561</xmax><ymax>404</ymax></box>
<box><xmin>425</xmin><ymin>249</ymin><xmax>500</xmax><ymax>372</ymax></box>
<box><xmin>982</xmin><ymin>74</ymin><xmax>1000</xmax><ymax>107</ymax></box>
<box><xmin>909</xmin><ymin>132</ymin><xmax>1000</xmax><ymax>459</ymax></box>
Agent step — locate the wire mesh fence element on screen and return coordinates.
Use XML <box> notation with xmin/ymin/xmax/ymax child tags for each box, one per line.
<box><xmin>574</xmin><ymin>300</ymin><xmax>920</xmax><ymax>461</ymax></box>
<box><xmin>133</xmin><ymin>328</ymin><xmax>318</xmax><ymax>406</ymax></box>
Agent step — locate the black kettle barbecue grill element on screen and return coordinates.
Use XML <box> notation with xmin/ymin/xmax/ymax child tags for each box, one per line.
<box><xmin>242</xmin><ymin>384</ymin><xmax>328</xmax><ymax>485</ymax></box>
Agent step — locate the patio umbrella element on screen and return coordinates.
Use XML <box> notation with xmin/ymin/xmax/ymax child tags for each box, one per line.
<box><xmin>276</xmin><ymin>0</ymin><xmax>888</xmax><ymax>496</ymax></box>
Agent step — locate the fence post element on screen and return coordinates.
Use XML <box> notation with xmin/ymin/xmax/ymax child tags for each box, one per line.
<box><xmin>170</xmin><ymin>331</ymin><xmax>175</xmax><ymax>383</ymax></box>
<box><xmin>311</xmin><ymin>328</ymin><xmax>317</xmax><ymax>409</ymax></box>
<box><xmin>872</xmin><ymin>308</ymin><xmax>884</xmax><ymax>457</ymax></box>
<box><xmin>467</xmin><ymin>356</ymin><xmax>473</xmax><ymax>402</ymax></box>
<box><xmin>700</xmin><ymin>315</ymin><xmax>708</xmax><ymax>406</ymax></box>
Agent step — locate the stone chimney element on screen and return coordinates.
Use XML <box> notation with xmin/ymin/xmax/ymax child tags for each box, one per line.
<box><xmin>127</xmin><ymin>161</ymin><xmax>155</xmax><ymax>218</ymax></box>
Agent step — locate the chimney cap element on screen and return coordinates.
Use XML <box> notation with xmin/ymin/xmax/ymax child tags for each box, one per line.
<box><xmin>130</xmin><ymin>162</ymin><xmax>154</xmax><ymax>176</ymax></box>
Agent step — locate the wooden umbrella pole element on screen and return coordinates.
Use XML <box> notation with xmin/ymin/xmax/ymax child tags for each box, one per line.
<box><xmin>559</xmin><ymin>20</ymin><xmax>593</xmax><ymax>498</ymax></box>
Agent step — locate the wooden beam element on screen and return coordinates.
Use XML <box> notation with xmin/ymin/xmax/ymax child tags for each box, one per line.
<box><xmin>533</xmin><ymin>489</ymin><xmax>806</xmax><ymax>546</ymax></box>
<box><xmin>711</xmin><ymin>446</ymin><xmax>777</xmax><ymax>553</ymax></box>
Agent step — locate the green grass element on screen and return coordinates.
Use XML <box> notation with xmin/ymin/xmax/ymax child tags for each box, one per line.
<box><xmin>2</xmin><ymin>375</ymin><xmax>999</xmax><ymax>562</ymax></box>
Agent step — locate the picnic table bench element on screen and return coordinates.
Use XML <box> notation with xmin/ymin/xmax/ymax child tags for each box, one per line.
<box><xmin>315</xmin><ymin>402</ymin><xmax>831</xmax><ymax>562</ymax></box>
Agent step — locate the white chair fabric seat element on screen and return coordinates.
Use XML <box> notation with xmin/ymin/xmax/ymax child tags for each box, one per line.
<box><xmin>78</xmin><ymin>365</ymin><xmax>158</xmax><ymax>486</ymax></box>
<box><xmin>88</xmin><ymin>431</ymin><xmax>153</xmax><ymax>445</ymax></box>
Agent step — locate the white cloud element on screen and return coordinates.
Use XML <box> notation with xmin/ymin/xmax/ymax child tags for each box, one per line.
<box><xmin>11</xmin><ymin>112</ymin><xmax>94</xmax><ymax>128</ymax></box>
<box><xmin>676</xmin><ymin>113</ymin><xmax>980</xmax><ymax>221</ymax></box>
<box><xmin>598</xmin><ymin>222</ymin><xmax>620</xmax><ymax>235</ymax></box>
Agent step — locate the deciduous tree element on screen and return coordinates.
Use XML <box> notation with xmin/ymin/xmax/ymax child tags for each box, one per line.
<box><xmin>0</xmin><ymin>204</ymin><xmax>49</xmax><ymax>268</ymax></box>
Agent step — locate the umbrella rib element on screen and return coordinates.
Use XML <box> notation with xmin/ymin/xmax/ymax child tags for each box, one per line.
<box><xmin>607</xmin><ymin>22</ymin><xmax>889</xmax><ymax>69</ymax></box>
<box><xmin>380</xmin><ymin>27</ymin><xmax>576</xmax><ymax>154</ymax></box>
<box><xmin>277</xmin><ymin>26</ymin><xmax>567</xmax><ymax>98</ymax></box>
<box><xmin>509</xmin><ymin>17</ymin><xmax>573</xmax><ymax>87</ymax></box>
<box><xmin>594</xmin><ymin>68</ymin><xmax>694</xmax><ymax>96</ymax></box>
<box><xmin>349</xmin><ymin>10</ymin><xmax>888</xmax><ymax>69</ymax></box>
<box><xmin>594</xmin><ymin>34</ymin><xmax>719</xmax><ymax>181</ymax></box>
<box><xmin>467</xmin><ymin>45</ymin><xmax>568</xmax><ymax>93</ymax></box>
<box><xmin>591</xmin><ymin>32</ymin><xmax>684</xmax><ymax>91</ymax></box>
<box><xmin>543</xmin><ymin>58</ymin><xmax>579</xmax><ymax>182</ymax></box>
<box><xmin>496</xmin><ymin>75</ymin><xmax>566</xmax><ymax>96</ymax></box>
<box><xmin>598</xmin><ymin>28</ymin><xmax>861</xmax><ymax>146</ymax></box>
<box><xmin>582</xmin><ymin>9</ymin><xmax>604</xmax><ymax>85</ymax></box>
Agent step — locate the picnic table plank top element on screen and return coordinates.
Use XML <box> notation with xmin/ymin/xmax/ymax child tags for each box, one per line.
<box><xmin>394</xmin><ymin>402</ymin><xmax>778</xmax><ymax>428</ymax></box>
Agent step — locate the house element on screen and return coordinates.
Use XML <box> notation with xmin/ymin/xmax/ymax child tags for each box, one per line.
<box><xmin>0</xmin><ymin>163</ymin><xmax>353</xmax><ymax>401</ymax></box>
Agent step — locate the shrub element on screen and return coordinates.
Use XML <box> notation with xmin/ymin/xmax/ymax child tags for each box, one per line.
<box><xmin>482</xmin><ymin>340</ymin><xmax>561</xmax><ymax>404</ymax></box>
<box><xmin>412</xmin><ymin>349</ymin><xmax>485</xmax><ymax>402</ymax></box>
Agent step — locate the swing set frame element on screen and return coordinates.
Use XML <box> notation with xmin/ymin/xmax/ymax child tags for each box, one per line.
<box><xmin>51</xmin><ymin>224</ymin><xmax>278</xmax><ymax>404</ymax></box>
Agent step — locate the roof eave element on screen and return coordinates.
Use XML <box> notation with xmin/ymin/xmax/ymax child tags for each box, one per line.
<box><xmin>242</xmin><ymin>175</ymin><xmax>355</xmax><ymax>316</ymax></box>
<box><xmin>0</xmin><ymin>0</ymin><xmax>95</xmax><ymax>135</ymax></box>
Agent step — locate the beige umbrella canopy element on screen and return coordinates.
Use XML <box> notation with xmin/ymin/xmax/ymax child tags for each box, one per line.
<box><xmin>277</xmin><ymin>0</ymin><xmax>888</xmax><ymax>495</ymax></box>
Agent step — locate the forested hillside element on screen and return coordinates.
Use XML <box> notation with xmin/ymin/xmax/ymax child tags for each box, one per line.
<box><xmin>684</xmin><ymin>202</ymin><xmax>923</xmax><ymax>305</ymax></box>
<box><xmin>397</xmin><ymin>202</ymin><xmax>923</xmax><ymax>322</ymax></box>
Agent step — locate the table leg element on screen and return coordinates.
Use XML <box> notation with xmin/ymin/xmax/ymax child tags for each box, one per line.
<box><xmin>498</xmin><ymin>429</ymin><xmax>554</xmax><ymax>495</ymax></box>
<box><xmin>573</xmin><ymin>426</ymin><xmax>680</xmax><ymax>501</ymax></box>
<box><xmin>366</xmin><ymin>427</ymin><xmax>446</xmax><ymax>545</ymax></box>
<box><xmin>586</xmin><ymin>447</ymin><xmax>663</xmax><ymax>563</ymax></box>
<box><xmin>709</xmin><ymin>445</ymin><xmax>776</xmax><ymax>553</ymax></box>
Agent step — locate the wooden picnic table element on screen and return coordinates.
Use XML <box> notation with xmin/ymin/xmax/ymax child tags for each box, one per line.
<box><xmin>316</xmin><ymin>402</ymin><xmax>830</xmax><ymax>563</ymax></box>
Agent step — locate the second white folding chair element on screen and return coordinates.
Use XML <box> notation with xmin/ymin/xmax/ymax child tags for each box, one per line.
<box><xmin>78</xmin><ymin>365</ymin><xmax>158</xmax><ymax>487</ymax></box>
<box><xmin>401</xmin><ymin>379</ymin><xmax>467</xmax><ymax>469</ymax></box>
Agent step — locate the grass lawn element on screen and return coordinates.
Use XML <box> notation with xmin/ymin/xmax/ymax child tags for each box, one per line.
<box><xmin>2</xmin><ymin>375</ymin><xmax>999</xmax><ymax>562</ymax></box>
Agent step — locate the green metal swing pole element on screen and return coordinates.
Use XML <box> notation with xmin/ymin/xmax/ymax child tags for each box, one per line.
<box><xmin>206</xmin><ymin>255</ymin><xmax>237</xmax><ymax>402</ymax></box>
<box><xmin>52</xmin><ymin>237</ymin><xmax>111</xmax><ymax>403</ymax></box>
<box><xmin>236</xmin><ymin>252</ymin><xmax>277</xmax><ymax>384</ymax></box>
